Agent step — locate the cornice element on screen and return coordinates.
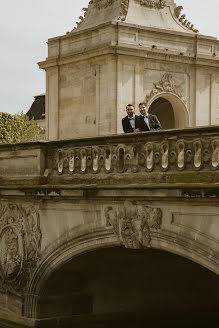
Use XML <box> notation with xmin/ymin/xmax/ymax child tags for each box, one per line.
<box><xmin>38</xmin><ymin>43</ymin><xmax>219</xmax><ymax>70</ymax></box>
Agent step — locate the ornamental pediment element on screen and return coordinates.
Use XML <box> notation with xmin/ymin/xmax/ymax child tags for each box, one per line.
<box><xmin>70</xmin><ymin>0</ymin><xmax>198</xmax><ymax>35</ymax></box>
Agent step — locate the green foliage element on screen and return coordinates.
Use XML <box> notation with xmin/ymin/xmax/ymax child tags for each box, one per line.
<box><xmin>0</xmin><ymin>112</ymin><xmax>42</xmax><ymax>144</ymax></box>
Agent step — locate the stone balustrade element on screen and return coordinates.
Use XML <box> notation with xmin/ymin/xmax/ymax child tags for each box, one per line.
<box><xmin>54</xmin><ymin>136</ymin><xmax>219</xmax><ymax>175</ymax></box>
<box><xmin>50</xmin><ymin>127</ymin><xmax>219</xmax><ymax>182</ymax></box>
<box><xmin>0</xmin><ymin>126</ymin><xmax>219</xmax><ymax>186</ymax></box>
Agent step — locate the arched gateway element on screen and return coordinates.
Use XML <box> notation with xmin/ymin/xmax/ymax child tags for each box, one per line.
<box><xmin>1</xmin><ymin>0</ymin><xmax>219</xmax><ymax>327</ymax></box>
<box><xmin>148</xmin><ymin>94</ymin><xmax>189</xmax><ymax>129</ymax></box>
<box><xmin>26</xmin><ymin>224</ymin><xmax>219</xmax><ymax>327</ymax></box>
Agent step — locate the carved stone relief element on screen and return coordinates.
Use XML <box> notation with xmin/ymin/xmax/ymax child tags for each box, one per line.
<box><xmin>118</xmin><ymin>0</ymin><xmax>129</xmax><ymax>21</ymax></box>
<box><xmin>0</xmin><ymin>203</ymin><xmax>41</xmax><ymax>293</ymax></box>
<box><xmin>146</xmin><ymin>73</ymin><xmax>185</xmax><ymax>104</ymax></box>
<box><xmin>138</xmin><ymin>0</ymin><xmax>166</xmax><ymax>9</ymax></box>
<box><xmin>104</xmin><ymin>201</ymin><xmax>162</xmax><ymax>248</ymax></box>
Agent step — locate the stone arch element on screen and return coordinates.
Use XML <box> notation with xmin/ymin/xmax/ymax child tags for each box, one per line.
<box><xmin>24</xmin><ymin>224</ymin><xmax>219</xmax><ymax>319</ymax></box>
<box><xmin>147</xmin><ymin>92</ymin><xmax>189</xmax><ymax>129</ymax></box>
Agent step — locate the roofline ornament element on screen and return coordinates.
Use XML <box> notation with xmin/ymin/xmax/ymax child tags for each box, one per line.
<box><xmin>146</xmin><ymin>73</ymin><xmax>186</xmax><ymax>104</ymax></box>
<box><xmin>70</xmin><ymin>0</ymin><xmax>129</xmax><ymax>32</ymax></box>
<box><xmin>174</xmin><ymin>5</ymin><xmax>199</xmax><ymax>33</ymax></box>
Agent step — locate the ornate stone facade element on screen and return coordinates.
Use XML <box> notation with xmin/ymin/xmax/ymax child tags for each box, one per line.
<box><xmin>0</xmin><ymin>203</ymin><xmax>41</xmax><ymax>293</ymax></box>
<box><xmin>105</xmin><ymin>201</ymin><xmax>162</xmax><ymax>248</ymax></box>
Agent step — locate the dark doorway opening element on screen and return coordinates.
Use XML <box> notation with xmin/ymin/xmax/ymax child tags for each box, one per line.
<box><xmin>149</xmin><ymin>97</ymin><xmax>175</xmax><ymax>129</ymax></box>
<box><xmin>37</xmin><ymin>248</ymin><xmax>219</xmax><ymax>327</ymax></box>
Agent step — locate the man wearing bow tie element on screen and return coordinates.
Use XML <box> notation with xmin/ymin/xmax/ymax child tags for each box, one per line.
<box><xmin>122</xmin><ymin>104</ymin><xmax>140</xmax><ymax>133</ymax></box>
<box><xmin>136</xmin><ymin>102</ymin><xmax>162</xmax><ymax>131</ymax></box>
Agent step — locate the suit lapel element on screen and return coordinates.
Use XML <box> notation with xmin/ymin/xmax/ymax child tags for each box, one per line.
<box><xmin>126</xmin><ymin>116</ymin><xmax>132</xmax><ymax>129</ymax></box>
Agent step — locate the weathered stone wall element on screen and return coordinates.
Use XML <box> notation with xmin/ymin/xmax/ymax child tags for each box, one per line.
<box><xmin>0</xmin><ymin>127</ymin><xmax>219</xmax><ymax>327</ymax></box>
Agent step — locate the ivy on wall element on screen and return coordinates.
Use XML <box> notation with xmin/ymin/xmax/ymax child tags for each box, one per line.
<box><xmin>0</xmin><ymin>112</ymin><xmax>42</xmax><ymax>144</ymax></box>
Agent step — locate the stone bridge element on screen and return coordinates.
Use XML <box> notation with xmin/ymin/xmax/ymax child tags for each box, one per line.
<box><xmin>0</xmin><ymin>127</ymin><xmax>219</xmax><ymax>327</ymax></box>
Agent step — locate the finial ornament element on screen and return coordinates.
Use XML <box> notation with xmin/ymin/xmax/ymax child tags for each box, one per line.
<box><xmin>174</xmin><ymin>5</ymin><xmax>199</xmax><ymax>33</ymax></box>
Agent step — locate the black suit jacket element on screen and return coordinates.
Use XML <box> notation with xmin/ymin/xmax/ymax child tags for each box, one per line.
<box><xmin>122</xmin><ymin>116</ymin><xmax>137</xmax><ymax>133</ymax></box>
<box><xmin>135</xmin><ymin>114</ymin><xmax>162</xmax><ymax>131</ymax></box>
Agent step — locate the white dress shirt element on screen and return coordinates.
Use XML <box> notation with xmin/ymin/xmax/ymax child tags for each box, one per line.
<box><xmin>128</xmin><ymin>115</ymin><xmax>135</xmax><ymax>129</ymax></box>
<box><xmin>141</xmin><ymin>114</ymin><xmax>150</xmax><ymax>130</ymax></box>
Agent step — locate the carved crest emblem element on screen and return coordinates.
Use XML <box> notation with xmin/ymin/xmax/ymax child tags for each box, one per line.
<box><xmin>105</xmin><ymin>201</ymin><xmax>162</xmax><ymax>249</ymax></box>
<box><xmin>146</xmin><ymin>73</ymin><xmax>185</xmax><ymax>104</ymax></box>
<box><xmin>0</xmin><ymin>203</ymin><xmax>41</xmax><ymax>292</ymax></box>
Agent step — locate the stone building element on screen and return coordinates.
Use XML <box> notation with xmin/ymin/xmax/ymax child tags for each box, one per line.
<box><xmin>0</xmin><ymin>1</ymin><xmax>219</xmax><ymax>327</ymax></box>
<box><xmin>39</xmin><ymin>0</ymin><xmax>219</xmax><ymax>141</ymax></box>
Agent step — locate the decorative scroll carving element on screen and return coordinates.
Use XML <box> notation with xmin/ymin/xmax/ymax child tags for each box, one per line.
<box><xmin>105</xmin><ymin>201</ymin><xmax>162</xmax><ymax>248</ymax></box>
<box><xmin>0</xmin><ymin>203</ymin><xmax>41</xmax><ymax>293</ymax></box>
<box><xmin>174</xmin><ymin>5</ymin><xmax>183</xmax><ymax>18</ymax></box>
<box><xmin>139</xmin><ymin>0</ymin><xmax>166</xmax><ymax>9</ymax></box>
<box><xmin>174</xmin><ymin>5</ymin><xmax>199</xmax><ymax>33</ymax></box>
<box><xmin>70</xmin><ymin>6</ymin><xmax>88</xmax><ymax>32</ymax></box>
<box><xmin>118</xmin><ymin>0</ymin><xmax>129</xmax><ymax>21</ymax></box>
<box><xmin>146</xmin><ymin>73</ymin><xmax>185</xmax><ymax>104</ymax></box>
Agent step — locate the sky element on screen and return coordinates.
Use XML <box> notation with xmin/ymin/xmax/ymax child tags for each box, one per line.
<box><xmin>1</xmin><ymin>0</ymin><xmax>219</xmax><ymax>115</ymax></box>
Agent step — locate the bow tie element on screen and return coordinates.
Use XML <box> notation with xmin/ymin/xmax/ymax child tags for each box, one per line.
<box><xmin>142</xmin><ymin>115</ymin><xmax>148</xmax><ymax>118</ymax></box>
<box><xmin>128</xmin><ymin>117</ymin><xmax>134</xmax><ymax>120</ymax></box>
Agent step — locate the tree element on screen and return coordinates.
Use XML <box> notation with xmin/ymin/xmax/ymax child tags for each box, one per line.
<box><xmin>0</xmin><ymin>112</ymin><xmax>42</xmax><ymax>144</ymax></box>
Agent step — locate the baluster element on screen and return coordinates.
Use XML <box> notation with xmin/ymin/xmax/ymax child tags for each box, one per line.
<box><xmin>118</xmin><ymin>147</ymin><xmax>125</xmax><ymax>172</ymax></box>
<box><xmin>161</xmin><ymin>143</ymin><xmax>169</xmax><ymax>169</ymax></box>
<box><xmin>193</xmin><ymin>141</ymin><xmax>202</xmax><ymax>169</ymax></box>
<box><xmin>146</xmin><ymin>144</ymin><xmax>153</xmax><ymax>170</ymax></box>
<box><xmin>176</xmin><ymin>141</ymin><xmax>185</xmax><ymax>169</ymax></box>
<box><xmin>105</xmin><ymin>148</ymin><xmax>111</xmax><ymax>171</ymax></box>
<box><xmin>58</xmin><ymin>150</ymin><xmax>64</xmax><ymax>174</ymax></box>
<box><xmin>81</xmin><ymin>149</ymin><xmax>86</xmax><ymax>172</ymax></box>
<box><xmin>69</xmin><ymin>151</ymin><xmax>74</xmax><ymax>173</ymax></box>
<box><xmin>92</xmin><ymin>148</ymin><xmax>99</xmax><ymax>172</ymax></box>
<box><xmin>212</xmin><ymin>140</ymin><xmax>219</xmax><ymax>168</ymax></box>
<box><xmin>132</xmin><ymin>146</ymin><xmax>138</xmax><ymax>172</ymax></box>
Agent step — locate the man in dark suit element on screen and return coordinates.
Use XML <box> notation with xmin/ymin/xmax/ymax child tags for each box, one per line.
<box><xmin>122</xmin><ymin>104</ymin><xmax>139</xmax><ymax>133</ymax></box>
<box><xmin>136</xmin><ymin>102</ymin><xmax>162</xmax><ymax>131</ymax></box>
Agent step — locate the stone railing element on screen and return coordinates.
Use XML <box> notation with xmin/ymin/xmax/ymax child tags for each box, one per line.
<box><xmin>0</xmin><ymin>126</ymin><xmax>219</xmax><ymax>186</ymax></box>
<box><xmin>50</xmin><ymin>128</ymin><xmax>219</xmax><ymax>177</ymax></box>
